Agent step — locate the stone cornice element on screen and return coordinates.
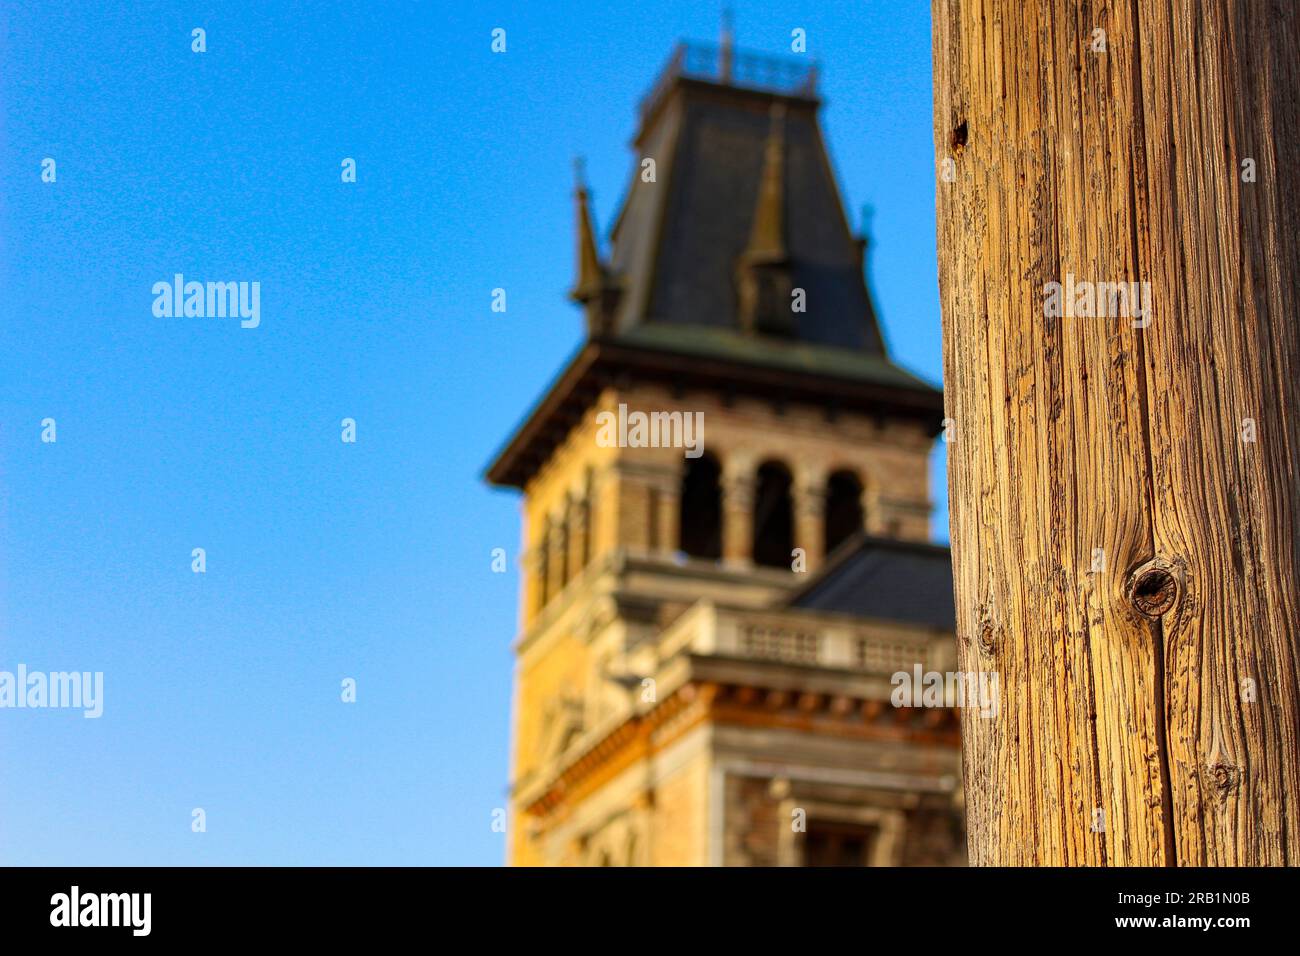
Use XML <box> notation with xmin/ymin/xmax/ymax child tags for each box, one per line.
<box><xmin>516</xmin><ymin>673</ymin><xmax>961</xmax><ymax>819</ymax></box>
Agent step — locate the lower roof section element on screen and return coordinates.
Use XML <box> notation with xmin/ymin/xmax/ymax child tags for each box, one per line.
<box><xmin>788</xmin><ymin>533</ymin><xmax>956</xmax><ymax>632</ymax></box>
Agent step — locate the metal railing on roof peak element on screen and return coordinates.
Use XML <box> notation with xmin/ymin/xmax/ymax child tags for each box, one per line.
<box><xmin>639</xmin><ymin>41</ymin><xmax>819</xmax><ymax>118</ymax></box>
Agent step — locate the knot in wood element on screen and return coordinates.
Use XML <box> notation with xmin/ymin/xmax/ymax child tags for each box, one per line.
<box><xmin>950</xmin><ymin>120</ymin><xmax>968</xmax><ymax>155</ymax></box>
<box><xmin>1209</xmin><ymin>761</ymin><xmax>1240</xmax><ymax>798</ymax></box>
<box><xmin>1128</xmin><ymin>560</ymin><xmax>1178</xmax><ymax>619</ymax></box>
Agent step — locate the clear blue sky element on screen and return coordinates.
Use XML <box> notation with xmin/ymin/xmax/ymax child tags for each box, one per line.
<box><xmin>0</xmin><ymin>0</ymin><xmax>944</xmax><ymax>865</ymax></box>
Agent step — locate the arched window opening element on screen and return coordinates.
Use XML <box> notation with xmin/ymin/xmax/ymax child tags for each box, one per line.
<box><xmin>824</xmin><ymin>470</ymin><xmax>865</xmax><ymax>555</ymax></box>
<box><xmin>537</xmin><ymin>525</ymin><xmax>551</xmax><ymax>608</ymax></box>
<box><xmin>679</xmin><ymin>453</ymin><xmax>722</xmax><ymax>559</ymax></box>
<box><xmin>752</xmin><ymin>461</ymin><xmax>794</xmax><ymax>568</ymax></box>
<box><xmin>557</xmin><ymin>515</ymin><xmax>570</xmax><ymax>589</ymax></box>
<box><xmin>579</xmin><ymin>469</ymin><xmax>594</xmax><ymax>568</ymax></box>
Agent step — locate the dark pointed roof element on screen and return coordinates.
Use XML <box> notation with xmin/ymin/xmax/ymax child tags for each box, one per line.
<box><xmin>606</xmin><ymin>42</ymin><xmax>886</xmax><ymax>352</ymax></box>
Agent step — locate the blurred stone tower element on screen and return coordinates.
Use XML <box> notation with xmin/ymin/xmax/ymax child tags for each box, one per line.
<box><xmin>486</xmin><ymin>37</ymin><xmax>965</xmax><ymax>866</ymax></box>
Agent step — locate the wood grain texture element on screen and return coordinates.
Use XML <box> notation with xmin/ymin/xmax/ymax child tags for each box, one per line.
<box><xmin>932</xmin><ymin>0</ymin><xmax>1300</xmax><ymax>864</ymax></box>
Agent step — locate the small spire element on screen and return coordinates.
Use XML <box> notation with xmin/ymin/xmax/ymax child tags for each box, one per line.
<box><xmin>734</xmin><ymin>102</ymin><xmax>794</xmax><ymax>337</ymax></box>
<box><xmin>568</xmin><ymin>156</ymin><xmax>621</xmax><ymax>337</ymax></box>
<box><xmin>571</xmin><ymin>156</ymin><xmax>604</xmax><ymax>301</ymax></box>
<box><xmin>858</xmin><ymin>202</ymin><xmax>874</xmax><ymax>260</ymax></box>
<box><xmin>743</xmin><ymin>102</ymin><xmax>787</xmax><ymax>262</ymax></box>
<box><xmin>719</xmin><ymin>7</ymin><xmax>734</xmax><ymax>83</ymax></box>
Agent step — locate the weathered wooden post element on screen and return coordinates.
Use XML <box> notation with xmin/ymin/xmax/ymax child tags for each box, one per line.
<box><xmin>931</xmin><ymin>0</ymin><xmax>1300</xmax><ymax>864</ymax></box>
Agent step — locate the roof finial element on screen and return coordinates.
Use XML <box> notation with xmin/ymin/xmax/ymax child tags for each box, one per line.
<box><xmin>720</xmin><ymin>7</ymin><xmax>735</xmax><ymax>83</ymax></box>
<box><xmin>738</xmin><ymin>100</ymin><xmax>795</xmax><ymax>335</ymax></box>
<box><xmin>856</xmin><ymin>201</ymin><xmax>876</xmax><ymax>297</ymax></box>
<box><xmin>743</xmin><ymin>101</ymin><xmax>787</xmax><ymax>262</ymax></box>
<box><xmin>734</xmin><ymin>100</ymin><xmax>794</xmax><ymax>337</ymax></box>
<box><xmin>570</xmin><ymin>155</ymin><xmax>604</xmax><ymax>303</ymax></box>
